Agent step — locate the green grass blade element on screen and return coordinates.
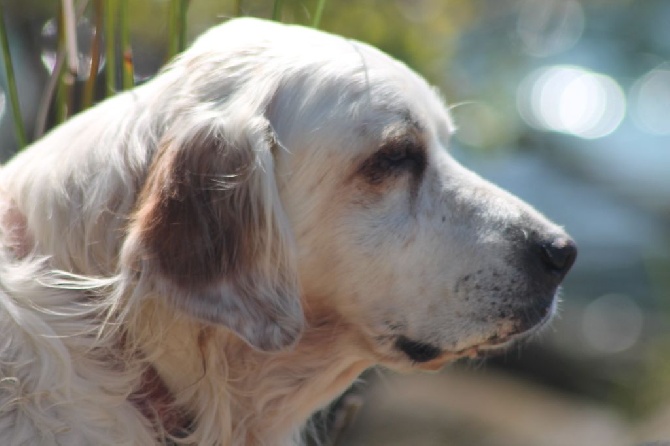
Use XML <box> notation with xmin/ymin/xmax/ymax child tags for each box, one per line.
<box><xmin>105</xmin><ymin>0</ymin><xmax>118</xmax><ymax>96</ymax></box>
<box><xmin>55</xmin><ymin>72</ymin><xmax>75</xmax><ymax>124</ymax></box>
<box><xmin>82</xmin><ymin>0</ymin><xmax>103</xmax><ymax>108</ymax></box>
<box><xmin>167</xmin><ymin>0</ymin><xmax>179</xmax><ymax>59</ymax></box>
<box><xmin>272</xmin><ymin>0</ymin><xmax>283</xmax><ymax>21</ymax></box>
<box><xmin>178</xmin><ymin>0</ymin><xmax>189</xmax><ymax>52</ymax></box>
<box><xmin>58</xmin><ymin>0</ymin><xmax>79</xmax><ymax>122</ymax></box>
<box><xmin>55</xmin><ymin>6</ymin><xmax>67</xmax><ymax>123</ymax></box>
<box><xmin>0</xmin><ymin>7</ymin><xmax>28</xmax><ymax>148</ymax></box>
<box><xmin>312</xmin><ymin>0</ymin><xmax>327</xmax><ymax>29</ymax></box>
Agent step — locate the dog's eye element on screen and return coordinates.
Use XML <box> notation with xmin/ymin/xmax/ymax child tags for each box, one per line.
<box><xmin>378</xmin><ymin>141</ymin><xmax>420</xmax><ymax>169</ymax></box>
<box><xmin>383</xmin><ymin>145</ymin><xmax>409</xmax><ymax>163</ymax></box>
<box><xmin>359</xmin><ymin>140</ymin><xmax>426</xmax><ymax>185</ymax></box>
<box><xmin>381</xmin><ymin>139</ymin><xmax>426</xmax><ymax>170</ymax></box>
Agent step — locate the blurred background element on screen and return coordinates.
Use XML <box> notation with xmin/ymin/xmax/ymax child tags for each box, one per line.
<box><xmin>1</xmin><ymin>0</ymin><xmax>669</xmax><ymax>445</ymax></box>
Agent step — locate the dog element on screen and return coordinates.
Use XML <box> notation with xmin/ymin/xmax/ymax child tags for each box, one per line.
<box><xmin>0</xmin><ymin>17</ymin><xmax>576</xmax><ymax>445</ymax></box>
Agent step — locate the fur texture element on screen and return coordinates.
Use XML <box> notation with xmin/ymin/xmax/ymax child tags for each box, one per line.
<box><xmin>0</xmin><ymin>18</ymin><xmax>576</xmax><ymax>445</ymax></box>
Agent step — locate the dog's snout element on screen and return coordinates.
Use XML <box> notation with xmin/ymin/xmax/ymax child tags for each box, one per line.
<box><xmin>539</xmin><ymin>236</ymin><xmax>577</xmax><ymax>278</ymax></box>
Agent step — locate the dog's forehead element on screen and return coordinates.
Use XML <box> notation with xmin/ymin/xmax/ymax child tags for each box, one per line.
<box><xmin>319</xmin><ymin>37</ymin><xmax>456</xmax><ymax>146</ymax></box>
<box><xmin>200</xmin><ymin>18</ymin><xmax>455</xmax><ymax>149</ymax></box>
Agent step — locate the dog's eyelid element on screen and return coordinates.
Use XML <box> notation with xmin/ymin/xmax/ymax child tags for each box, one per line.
<box><xmin>379</xmin><ymin>136</ymin><xmax>425</xmax><ymax>162</ymax></box>
<box><xmin>353</xmin><ymin>136</ymin><xmax>426</xmax><ymax>186</ymax></box>
<box><xmin>382</xmin><ymin>142</ymin><xmax>409</xmax><ymax>161</ymax></box>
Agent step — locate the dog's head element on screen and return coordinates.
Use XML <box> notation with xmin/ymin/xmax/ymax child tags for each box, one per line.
<box><xmin>123</xmin><ymin>18</ymin><xmax>576</xmax><ymax>367</ymax></box>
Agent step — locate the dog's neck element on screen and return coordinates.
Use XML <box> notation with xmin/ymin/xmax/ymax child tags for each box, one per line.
<box><xmin>131</xmin><ymin>299</ymin><xmax>372</xmax><ymax>445</ymax></box>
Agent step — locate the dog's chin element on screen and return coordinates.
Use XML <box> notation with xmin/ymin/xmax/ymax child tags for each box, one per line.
<box><xmin>397</xmin><ymin>297</ymin><xmax>559</xmax><ymax>372</ymax></box>
<box><xmin>411</xmin><ymin>329</ymin><xmax>536</xmax><ymax>372</ymax></box>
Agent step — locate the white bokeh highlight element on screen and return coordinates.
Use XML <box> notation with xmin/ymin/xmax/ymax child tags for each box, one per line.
<box><xmin>630</xmin><ymin>67</ymin><xmax>670</xmax><ymax>135</ymax></box>
<box><xmin>518</xmin><ymin>65</ymin><xmax>626</xmax><ymax>139</ymax></box>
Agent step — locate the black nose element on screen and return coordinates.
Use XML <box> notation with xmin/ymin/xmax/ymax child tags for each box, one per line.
<box><xmin>540</xmin><ymin>237</ymin><xmax>577</xmax><ymax>277</ymax></box>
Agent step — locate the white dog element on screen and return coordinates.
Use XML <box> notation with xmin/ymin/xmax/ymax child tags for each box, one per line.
<box><xmin>0</xmin><ymin>18</ymin><xmax>576</xmax><ymax>445</ymax></box>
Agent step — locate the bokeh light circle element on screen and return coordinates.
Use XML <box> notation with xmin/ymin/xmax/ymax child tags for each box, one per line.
<box><xmin>630</xmin><ymin>67</ymin><xmax>670</xmax><ymax>135</ymax></box>
<box><xmin>582</xmin><ymin>294</ymin><xmax>643</xmax><ymax>354</ymax></box>
<box><xmin>518</xmin><ymin>65</ymin><xmax>626</xmax><ymax>139</ymax></box>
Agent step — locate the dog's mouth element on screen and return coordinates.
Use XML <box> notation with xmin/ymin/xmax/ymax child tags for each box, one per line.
<box><xmin>394</xmin><ymin>332</ymin><xmax>521</xmax><ymax>371</ymax></box>
<box><xmin>406</xmin><ymin>332</ymin><xmax>527</xmax><ymax>371</ymax></box>
<box><xmin>395</xmin><ymin>299</ymin><xmax>557</xmax><ymax>371</ymax></box>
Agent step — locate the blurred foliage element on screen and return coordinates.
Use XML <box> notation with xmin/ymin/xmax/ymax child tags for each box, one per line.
<box><xmin>1</xmin><ymin>0</ymin><xmax>479</xmax><ymax>145</ymax></box>
<box><xmin>317</xmin><ymin>0</ymin><xmax>473</xmax><ymax>85</ymax></box>
<box><xmin>0</xmin><ymin>6</ymin><xmax>26</xmax><ymax>147</ymax></box>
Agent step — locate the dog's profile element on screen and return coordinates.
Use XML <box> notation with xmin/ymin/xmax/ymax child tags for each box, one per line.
<box><xmin>0</xmin><ymin>18</ymin><xmax>576</xmax><ymax>445</ymax></box>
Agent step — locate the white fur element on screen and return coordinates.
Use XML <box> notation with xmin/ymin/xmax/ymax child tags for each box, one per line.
<box><xmin>0</xmin><ymin>18</ymin><xmax>573</xmax><ymax>445</ymax></box>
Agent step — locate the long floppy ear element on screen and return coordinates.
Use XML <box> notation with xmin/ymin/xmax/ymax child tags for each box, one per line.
<box><xmin>124</xmin><ymin>115</ymin><xmax>303</xmax><ymax>352</ymax></box>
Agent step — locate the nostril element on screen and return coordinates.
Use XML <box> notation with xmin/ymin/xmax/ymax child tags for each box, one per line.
<box><xmin>541</xmin><ymin>237</ymin><xmax>577</xmax><ymax>276</ymax></box>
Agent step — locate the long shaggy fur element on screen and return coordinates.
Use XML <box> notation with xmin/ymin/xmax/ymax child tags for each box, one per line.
<box><xmin>0</xmin><ymin>18</ymin><xmax>372</xmax><ymax>445</ymax></box>
<box><xmin>0</xmin><ymin>17</ymin><xmax>575</xmax><ymax>446</ymax></box>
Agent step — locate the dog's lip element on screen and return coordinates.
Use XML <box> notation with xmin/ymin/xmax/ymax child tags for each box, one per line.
<box><xmin>380</xmin><ymin>297</ymin><xmax>558</xmax><ymax>371</ymax></box>
<box><xmin>413</xmin><ymin>312</ymin><xmax>554</xmax><ymax>372</ymax></box>
<box><xmin>414</xmin><ymin>336</ymin><xmax>517</xmax><ymax>371</ymax></box>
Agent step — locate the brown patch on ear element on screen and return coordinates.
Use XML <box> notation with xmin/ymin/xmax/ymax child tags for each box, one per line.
<box><xmin>136</xmin><ymin>128</ymin><xmax>255</xmax><ymax>288</ymax></box>
<box><xmin>127</xmin><ymin>122</ymin><xmax>303</xmax><ymax>352</ymax></box>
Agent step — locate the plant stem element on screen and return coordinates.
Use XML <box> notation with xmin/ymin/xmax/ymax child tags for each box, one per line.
<box><xmin>105</xmin><ymin>0</ymin><xmax>118</xmax><ymax>96</ymax></box>
<box><xmin>82</xmin><ymin>0</ymin><xmax>103</xmax><ymax>108</ymax></box>
<box><xmin>119</xmin><ymin>0</ymin><xmax>134</xmax><ymax>89</ymax></box>
<box><xmin>312</xmin><ymin>0</ymin><xmax>327</xmax><ymax>29</ymax></box>
<box><xmin>272</xmin><ymin>0</ymin><xmax>283</xmax><ymax>21</ymax></box>
<box><xmin>62</xmin><ymin>0</ymin><xmax>79</xmax><ymax>77</ymax></box>
<box><xmin>34</xmin><ymin>49</ymin><xmax>65</xmax><ymax>139</ymax></box>
<box><xmin>36</xmin><ymin>0</ymin><xmax>89</xmax><ymax>137</ymax></box>
<box><xmin>167</xmin><ymin>0</ymin><xmax>179</xmax><ymax>59</ymax></box>
<box><xmin>58</xmin><ymin>0</ymin><xmax>78</xmax><ymax>122</ymax></box>
<box><xmin>178</xmin><ymin>0</ymin><xmax>189</xmax><ymax>52</ymax></box>
<box><xmin>0</xmin><ymin>7</ymin><xmax>27</xmax><ymax>148</ymax></box>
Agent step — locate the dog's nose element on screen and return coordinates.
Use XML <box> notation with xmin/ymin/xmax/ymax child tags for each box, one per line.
<box><xmin>540</xmin><ymin>237</ymin><xmax>577</xmax><ymax>277</ymax></box>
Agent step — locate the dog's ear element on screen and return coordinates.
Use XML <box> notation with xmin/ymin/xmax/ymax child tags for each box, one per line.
<box><xmin>124</xmin><ymin>116</ymin><xmax>303</xmax><ymax>352</ymax></box>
